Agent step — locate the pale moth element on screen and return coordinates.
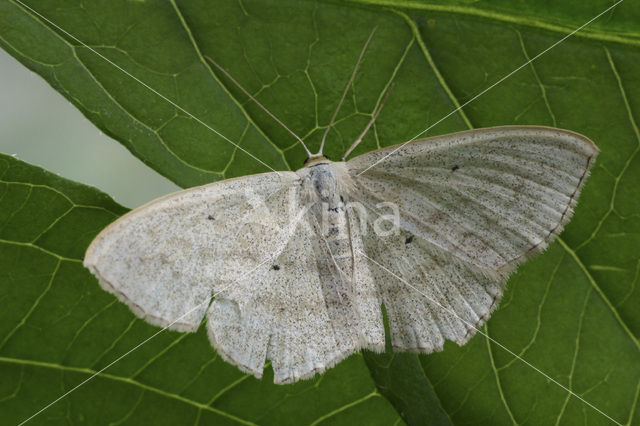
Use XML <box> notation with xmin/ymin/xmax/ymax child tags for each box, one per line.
<box><xmin>84</xmin><ymin>34</ymin><xmax>598</xmax><ymax>385</ymax></box>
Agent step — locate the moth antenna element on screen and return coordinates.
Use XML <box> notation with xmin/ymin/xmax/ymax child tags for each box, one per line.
<box><xmin>342</xmin><ymin>82</ymin><xmax>395</xmax><ymax>161</ymax></box>
<box><xmin>317</xmin><ymin>27</ymin><xmax>377</xmax><ymax>156</ymax></box>
<box><xmin>205</xmin><ymin>55</ymin><xmax>312</xmax><ymax>157</ymax></box>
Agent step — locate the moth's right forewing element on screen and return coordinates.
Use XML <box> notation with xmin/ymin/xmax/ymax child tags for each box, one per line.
<box><xmin>83</xmin><ymin>171</ymin><xmax>299</xmax><ymax>332</ymax></box>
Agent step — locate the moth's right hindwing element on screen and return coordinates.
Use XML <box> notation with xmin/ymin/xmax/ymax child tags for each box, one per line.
<box><xmin>207</xmin><ymin>212</ymin><xmax>363</xmax><ymax>384</ymax></box>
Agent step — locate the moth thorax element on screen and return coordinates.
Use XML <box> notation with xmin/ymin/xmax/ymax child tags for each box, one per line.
<box><xmin>309</xmin><ymin>164</ymin><xmax>339</xmax><ymax>203</ymax></box>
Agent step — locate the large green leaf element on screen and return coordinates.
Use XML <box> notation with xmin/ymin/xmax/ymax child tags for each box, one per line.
<box><xmin>0</xmin><ymin>153</ymin><xmax>404</xmax><ymax>425</ymax></box>
<box><xmin>1</xmin><ymin>0</ymin><xmax>639</xmax><ymax>424</ymax></box>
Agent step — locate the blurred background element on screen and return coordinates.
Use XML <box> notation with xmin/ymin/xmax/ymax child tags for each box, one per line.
<box><xmin>0</xmin><ymin>49</ymin><xmax>180</xmax><ymax>208</ymax></box>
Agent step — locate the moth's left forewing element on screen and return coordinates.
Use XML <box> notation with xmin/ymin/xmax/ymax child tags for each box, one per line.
<box><xmin>346</xmin><ymin>126</ymin><xmax>598</xmax><ymax>275</ymax></box>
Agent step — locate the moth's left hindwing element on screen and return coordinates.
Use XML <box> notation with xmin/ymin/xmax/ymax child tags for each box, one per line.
<box><xmin>344</xmin><ymin>126</ymin><xmax>597</xmax><ymax>350</ymax></box>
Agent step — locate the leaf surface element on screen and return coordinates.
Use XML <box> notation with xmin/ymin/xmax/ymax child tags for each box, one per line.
<box><xmin>1</xmin><ymin>0</ymin><xmax>640</xmax><ymax>424</ymax></box>
<box><xmin>0</xmin><ymin>153</ymin><xmax>403</xmax><ymax>425</ymax></box>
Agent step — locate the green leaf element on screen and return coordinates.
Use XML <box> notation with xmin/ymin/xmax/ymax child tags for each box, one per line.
<box><xmin>0</xmin><ymin>153</ymin><xmax>403</xmax><ymax>425</ymax></box>
<box><xmin>1</xmin><ymin>0</ymin><xmax>640</xmax><ymax>425</ymax></box>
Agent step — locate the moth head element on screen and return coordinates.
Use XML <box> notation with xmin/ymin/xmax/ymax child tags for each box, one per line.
<box><xmin>303</xmin><ymin>154</ymin><xmax>331</xmax><ymax>166</ymax></box>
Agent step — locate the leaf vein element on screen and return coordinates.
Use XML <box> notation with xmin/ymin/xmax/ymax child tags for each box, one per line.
<box><xmin>394</xmin><ymin>9</ymin><xmax>473</xmax><ymax>131</ymax></box>
<box><xmin>575</xmin><ymin>46</ymin><xmax>640</xmax><ymax>250</ymax></box>
<box><xmin>0</xmin><ymin>238</ymin><xmax>80</xmax><ymax>262</ymax></box>
<box><xmin>485</xmin><ymin>323</ymin><xmax>519</xmax><ymax>425</ymax></box>
<box><xmin>309</xmin><ymin>391</ymin><xmax>379</xmax><ymax>426</ymax></box>
<box><xmin>168</xmin><ymin>0</ymin><xmax>289</xmax><ymax>169</ymax></box>
<box><xmin>207</xmin><ymin>373</ymin><xmax>251</xmax><ymax>405</ymax></box>
<box><xmin>558</xmin><ymin>238</ymin><xmax>640</xmax><ymax>352</ymax></box>
<box><xmin>63</xmin><ymin>300</ymin><xmax>118</xmax><ymax>358</ymax></box>
<box><xmin>109</xmin><ymin>388</ymin><xmax>145</xmax><ymax>426</ymax></box>
<box><xmin>554</xmin><ymin>288</ymin><xmax>592</xmax><ymax>425</ymax></box>
<box><xmin>131</xmin><ymin>333</ymin><xmax>188</xmax><ymax>379</ymax></box>
<box><xmin>0</xmin><ymin>356</ymin><xmax>256</xmax><ymax>425</ymax></box>
<box><xmin>90</xmin><ymin>316</ymin><xmax>138</xmax><ymax>369</ymax></box>
<box><xmin>515</xmin><ymin>29</ymin><xmax>557</xmax><ymax>126</ymax></box>
<box><xmin>500</xmin><ymin>254</ymin><xmax>564</xmax><ymax>370</ymax></box>
<box><xmin>0</xmin><ymin>259</ymin><xmax>61</xmax><ymax>351</ymax></box>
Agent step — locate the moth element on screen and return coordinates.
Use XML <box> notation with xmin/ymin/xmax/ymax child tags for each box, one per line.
<box><xmin>84</xmin><ymin>34</ymin><xmax>598</xmax><ymax>384</ymax></box>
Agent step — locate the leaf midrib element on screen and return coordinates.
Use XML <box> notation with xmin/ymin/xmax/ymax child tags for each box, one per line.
<box><xmin>344</xmin><ymin>0</ymin><xmax>640</xmax><ymax>47</ymax></box>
